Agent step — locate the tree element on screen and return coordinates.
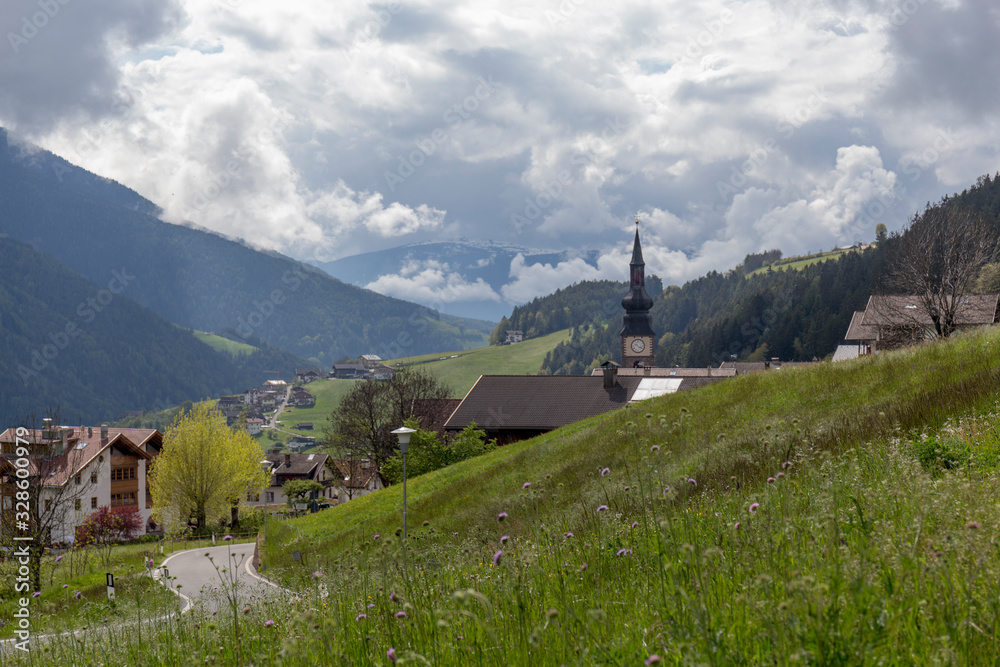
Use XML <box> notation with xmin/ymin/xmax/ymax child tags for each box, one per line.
<box><xmin>380</xmin><ymin>421</ymin><xmax>494</xmax><ymax>484</ymax></box>
<box><xmin>875</xmin><ymin>223</ymin><xmax>888</xmax><ymax>243</ymax></box>
<box><xmin>323</xmin><ymin>369</ymin><xmax>450</xmax><ymax>471</ymax></box>
<box><xmin>283</xmin><ymin>480</ymin><xmax>324</xmax><ymax>512</ymax></box>
<box><xmin>880</xmin><ymin>205</ymin><xmax>1000</xmax><ymax>338</ymax></box>
<box><xmin>0</xmin><ymin>410</ymin><xmax>98</xmax><ymax>592</ymax></box>
<box><xmin>148</xmin><ymin>402</ymin><xmax>266</xmax><ymax>532</ymax></box>
<box><xmin>75</xmin><ymin>505</ymin><xmax>143</xmax><ymax>565</ymax></box>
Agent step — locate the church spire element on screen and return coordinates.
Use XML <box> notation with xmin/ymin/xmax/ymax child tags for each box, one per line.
<box><xmin>630</xmin><ymin>218</ymin><xmax>644</xmax><ymax>266</ymax></box>
<box><xmin>620</xmin><ymin>218</ymin><xmax>656</xmax><ymax>368</ymax></box>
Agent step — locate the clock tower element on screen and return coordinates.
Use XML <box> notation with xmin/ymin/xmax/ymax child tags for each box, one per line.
<box><xmin>620</xmin><ymin>220</ymin><xmax>656</xmax><ymax>368</ymax></box>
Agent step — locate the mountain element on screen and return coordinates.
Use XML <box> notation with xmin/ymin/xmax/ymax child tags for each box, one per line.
<box><xmin>0</xmin><ymin>129</ymin><xmax>489</xmax><ymax>365</ymax></box>
<box><xmin>0</xmin><ymin>237</ymin><xmax>313</xmax><ymax>425</ymax></box>
<box><xmin>309</xmin><ymin>240</ymin><xmax>602</xmax><ymax>322</ymax></box>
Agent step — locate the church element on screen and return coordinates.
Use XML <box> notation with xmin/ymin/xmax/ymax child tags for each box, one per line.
<box><xmin>619</xmin><ymin>221</ymin><xmax>656</xmax><ymax>368</ymax></box>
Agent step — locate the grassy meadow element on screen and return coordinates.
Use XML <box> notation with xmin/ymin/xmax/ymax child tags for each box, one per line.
<box><xmin>746</xmin><ymin>247</ymin><xmax>860</xmax><ymax>277</ymax></box>
<box><xmin>11</xmin><ymin>327</ymin><xmax>1000</xmax><ymax>665</ymax></box>
<box><xmin>191</xmin><ymin>330</ymin><xmax>258</xmax><ymax>356</ymax></box>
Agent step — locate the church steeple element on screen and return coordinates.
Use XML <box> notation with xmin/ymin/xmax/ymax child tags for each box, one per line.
<box><xmin>620</xmin><ymin>218</ymin><xmax>656</xmax><ymax>367</ymax></box>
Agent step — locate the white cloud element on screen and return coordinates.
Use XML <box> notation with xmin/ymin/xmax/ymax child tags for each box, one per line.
<box><xmin>366</xmin><ymin>260</ymin><xmax>501</xmax><ymax>305</ymax></box>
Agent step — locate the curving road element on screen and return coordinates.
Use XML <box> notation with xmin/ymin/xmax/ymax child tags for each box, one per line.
<box><xmin>155</xmin><ymin>542</ymin><xmax>280</xmax><ymax>613</ymax></box>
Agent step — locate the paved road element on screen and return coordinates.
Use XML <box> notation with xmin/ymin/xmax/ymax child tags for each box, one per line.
<box><xmin>155</xmin><ymin>542</ymin><xmax>280</xmax><ymax>613</ymax></box>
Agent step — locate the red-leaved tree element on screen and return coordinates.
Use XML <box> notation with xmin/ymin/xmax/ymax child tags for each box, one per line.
<box><xmin>76</xmin><ymin>506</ymin><xmax>143</xmax><ymax>565</ymax></box>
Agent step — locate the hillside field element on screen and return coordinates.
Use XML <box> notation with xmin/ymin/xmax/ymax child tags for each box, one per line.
<box><xmin>746</xmin><ymin>246</ymin><xmax>860</xmax><ymax>277</ymax></box>
<box><xmin>191</xmin><ymin>330</ymin><xmax>258</xmax><ymax>356</ymax></box>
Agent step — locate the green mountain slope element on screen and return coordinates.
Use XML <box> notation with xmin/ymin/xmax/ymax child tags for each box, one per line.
<box><xmin>0</xmin><ymin>129</ymin><xmax>489</xmax><ymax>365</ymax></box>
<box><xmin>0</xmin><ymin>238</ymin><xmax>271</xmax><ymax>424</ymax></box>
<box><xmin>256</xmin><ymin>326</ymin><xmax>1000</xmax><ymax>664</ymax></box>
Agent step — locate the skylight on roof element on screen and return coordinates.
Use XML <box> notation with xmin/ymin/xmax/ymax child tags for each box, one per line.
<box><xmin>75</xmin><ymin>442</ymin><xmax>86</xmax><ymax>450</ymax></box>
<box><xmin>307</xmin><ymin>454</ymin><xmax>314</xmax><ymax>460</ymax></box>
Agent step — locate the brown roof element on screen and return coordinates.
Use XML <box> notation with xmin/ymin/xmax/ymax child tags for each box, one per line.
<box><xmin>844</xmin><ymin>310</ymin><xmax>877</xmax><ymax>341</ymax></box>
<box><xmin>263</xmin><ymin>452</ymin><xmax>328</xmax><ymax>481</ymax></box>
<box><xmin>596</xmin><ymin>367</ymin><xmax>737</xmax><ymax>378</ymax></box>
<box><xmin>0</xmin><ymin>426</ymin><xmax>156</xmax><ymax>486</ymax></box>
<box><xmin>861</xmin><ymin>294</ymin><xmax>999</xmax><ymax>327</ymax></box>
<box><xmin>444</xmin><ymin>375</ymin><xmax>644</xmax><ymax>432</ymax></box>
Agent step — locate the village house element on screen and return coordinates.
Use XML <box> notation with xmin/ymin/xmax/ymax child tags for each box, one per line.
<box><xmin>331</xmin><ymin>362</ymin><xmax>367</xmax><ymax>379</ymax></box>
<box><xmin>0</xmin><ymin>424</ymin><xmax>162</xmax><ymax>543</ymax></box>
<box><xmin>246</xmin><ymin>418</ymin><xmax>264</xmax><ymax>436</ymax></box>
<box><xmin>296</xmin><ymin>368</ymin><xmax>322</xmax><ymax>383</ymax></box>
<box><xmin>504</xmin><ymin>330</ymin><xmax>524</xmax><ymax>344</ymax></box>
<box><xmin>331</xmin><ymin>457</ymin><xmax>383</xmax><ymax>503</ymax></box>
<box><xmin>291</xmin><ymin>387</ymin><xmax>316</xmax><ymax>407</ymax></box>
<box><xmin>248</xmin><ymin>452</ymin><xmax>335</xmax><ymax>509</ymax></box>
<box><xmin>360</xmin><ymin>354</ymin><xmax>383</xmax><ymax>368</ymax></box>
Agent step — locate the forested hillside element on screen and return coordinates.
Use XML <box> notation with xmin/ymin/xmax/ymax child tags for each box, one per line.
<box><xmin>536</xmin><ymin>173</ymin><xmax>1000</xmax><ymax>374</ymax></box>
<box><xmin>0</xmin><ymin>238</ymin><xmax>309</xmax><ymax>425</ymax></box>
<box><xmin>0</xmin><ymin>129</ymin><xmax>489</xmax><ymax>365</ymax></box>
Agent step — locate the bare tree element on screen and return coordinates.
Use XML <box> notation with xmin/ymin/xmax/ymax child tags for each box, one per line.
<box><xmin>323</xmin><ymin>369</ymin><xmax>450</xmax><ymax>472</ymax></box>
<box><xmin>880</xmin><ymin>205</ymin><xmax>1000</xmax><ymax>338</ymax></box>
<box><xmin>0</xmin><ymin>410</ymin><xmax>97</xmax><ymax>592</ymax></box>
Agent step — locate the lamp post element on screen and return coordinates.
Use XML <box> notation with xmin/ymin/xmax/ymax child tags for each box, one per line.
<box><xmin>260</xmin><ymin>459</ymin><xmax>272</xmax><ymax>554</ymax></box>
<box><xmin>391</xmin><ymin>427</ymin><xmax>416</xmax><ymax>542</ymax></box>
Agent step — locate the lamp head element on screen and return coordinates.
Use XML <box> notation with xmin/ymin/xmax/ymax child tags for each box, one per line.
<box><xmin>391</xmin><ymin>426</ymin><xmax>417</xmax><ymax>454</ymax></box>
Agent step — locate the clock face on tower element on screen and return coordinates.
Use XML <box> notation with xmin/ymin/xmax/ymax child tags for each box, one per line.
<box><xmin>630</xmin><ymin>338</ymin><xmax>646</xmax><ymax>353</ymax></box>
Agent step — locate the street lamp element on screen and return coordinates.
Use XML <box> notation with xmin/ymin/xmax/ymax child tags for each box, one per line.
<box><xmin>391</xmin><ymin>427</ymin><xmax>416</xmax><ymax>542</ymax></box>
<box><xmin>260</xmin><ymin>459</ymin><xmax>272</xmax><ymax>558</ymax></box>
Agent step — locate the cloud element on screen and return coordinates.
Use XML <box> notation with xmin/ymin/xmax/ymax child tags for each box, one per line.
<box><xmin>366</xmin><ymin>260</ymin><xmax>501</xmax><ymax>305</ymax></box>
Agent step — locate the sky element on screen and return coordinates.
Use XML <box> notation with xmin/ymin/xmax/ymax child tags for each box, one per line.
<box><xmin>1</xmin><ymin>0</ymin><xmax>998</xmax><ymax>311</ymax></box>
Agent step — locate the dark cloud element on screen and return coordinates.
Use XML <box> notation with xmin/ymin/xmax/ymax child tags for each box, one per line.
<box><xmin>0</xmin><ymin>0</ymin><xmax>185</xmax><ymax>133</ymax></box>
<box><xmin>883</xmin><ymin>0</ymin><xmax>1000</xmax><ymax>120</ymax></box>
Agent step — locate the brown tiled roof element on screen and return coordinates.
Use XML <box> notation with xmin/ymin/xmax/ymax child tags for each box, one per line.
<box><xmin>0</xmin><ymin>427</ymin><xmax>156</xmax><ymax>486</ymax></box>
<box><xmin>594</xmin><ymin>367</ymin><xmax>737</xmax><ymax>378</ymax></box>
<box><xmin>844</xmin><ymin>310</ymin><xmax>877</xmax><ymax>341</ymax></box>
<box><xmin>444</xmin><ymin>375</ymin><xmax>644</xmax><ymax>432</ymax></box>
<box><xmin>861</xmin><ymin>294</ymin><xmax>999</xmax><ymax>327</ymax></box>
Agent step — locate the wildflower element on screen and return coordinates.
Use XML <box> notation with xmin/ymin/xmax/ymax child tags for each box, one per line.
<box><xmin>356</xmin><ymin>613</ymin><xmax>367</xmax><ymax>621</ymax></box>
<box><xmin>624</xmin><ymin>486</ymin><xmax>630</xmax><ymax>491</ymax></box>
<box><xmin>616</xmin><ymin>548</ymin><xmax>632</xmax><ymax>557</ymax></box>
<box><xmin>32</xmin><ymin>592</ymin><xmax>40</xmax><ymax>598</ymax></box>
<box><xmin>62</xmin><ymin>584</ymin><xmax>68</xmax><ymax>589</ymax></box>
<box><xmin>55</xmin><ymin>555</ymin><xmax>62</xmax><ymax>563</ymax></box>
<box><xmin>265</xmin><ymin>620</ymin><xmax>275</xmax><ymax>627</ymax></box>
<box><xmin>547</xmin><ymin>608</ymin><xmax>559</xmax><ymax>618</ymax></box>
<box><xmin>967</xmin><ymin>521</ymin><xmax>981</xmax><ymax>530</ymax></box>
<box><xmin>601</xmin><ymin>467</ymin><xmax>610</xmax><ymax>477</ymax></box>
<box><xmin>311</xmin><ymin>570</ymin><xmax>322</xmax><ymax>579</ymax></box>
<box><xmin>662</xmin><ymin>487</ymin><xmax>670</xmax><ymax>495</ymax></box>
<box><xmin>597</xmin><ymin>505</ymin><xmax>608</xmax><ymax>512</ymax></box>
<box><xmin>500</xmin><ymin>535</ymin><xmax>510</xmax><ymax>544</ymax></box>
<box><xmin>734</xmin><ymin>521</ymin><xmax>741</xmax><ymax>530</ymax></box>
<box><xmin>497</xmin><ymin>512</ymin><xmax>508</xmax><ymax>522</ymax></box>
<box><xmin>492</xmin><ymin>550</ymin><xmax>503</xmax><ymax>566</ymax></box>
<box><xmin>74</xmin><ymin>591</ymin><xmax>81</xmax><ymax>600</ymax></box>
<box><xmin>453</xmin><ymin>532</ymin><xmax>458</xmax><ymax>537</ymax></box>
<box><xmin>564</xmin><ymin>532</ymin><xmax>574</xmax><ymax>538</ymax></box>
<box><xmin>223</xmin><ymin>535</ymin><xmax>233</xmax><ymax>541</ymax></box>
<box><xmin>373</xmin><ymin>534</ymin><xmax>380</xmax><ymax>541</ymax></box>
<box><xmin>580</xmin><ymin>563</ymin><xmax>588</xmax><ymax>571</ymax></box>
<box><xmin>782</xmin><ymin>461</ymin><xmax>793</xmax><ymax>469</ymax></box>
<box><xmin>243</xmin><ymin>606</ymin><xmax>250</xmax><ymax>614</ymax></box>
<box><xmin>767</xmin><ymin>477</ymin><xmax>775</xmax><ymax>484</ymax></box>
<box><xmin>523</xmin><ymin>482</ymin><xmax>531</xmax><ymax>489</ymax></box>
<box><xmin>650</xmin><ymin>445</ymin><xmax>660</xmax><ymax>452</ymax></box>
<box><xmin>688</xmin><ymin>478</ymin><xmax>697</xmax><ymax>487</ymax></box>
<box><xmin>646</xmin><ymin>655</ymin><xmax>662</xmax><ymax>665</ymax></box>
<box><xmin>395</xmin><ymin>611</ymin><xmax>407</xmax><ymax>618</ymax></box>
<box><xmin>776</xmin><ymin>472</ymin><xmax>785</xmax><ymax>479</ymax></box>
<box><xmin>749</xmin><ymin>503</ymin><xmax>759</xmax><ymax>514</ymax></box>
<box><xmin>368</xmin><ymin>603</ymin><xmax>375</xmax><ymax>608</ymax></box>
<box><xmin>631</xmin><ymin>521</ymin><xmax>639</xmax><ymax>529</ymax></box>
<box><xmin>387</xmin><ymin>648</ymin><xmax>397</xmax><ymax>662</ymax></box>
<box><xmin>390</xmin><ymin>592</ymin><xmax>398</xmax><ymax>602</ymax></box>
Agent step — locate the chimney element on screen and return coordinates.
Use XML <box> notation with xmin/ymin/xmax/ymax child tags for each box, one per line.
<box><xmin>284</xmin><ymin>453</ymin><xmax>291</xmax><ymax>467</ymax></box>
<box><xmin>88</xmin><ymin>426</ymin><xmax>93</xmax><ymax>437</ymax></box>
<box><xmin>42</xmin><ymin>417</ymin><xmax>53</xmax><ymax>441</ymax></box>
<box><xmin>602</xmin><ymin>363</ymin><xmax>618</xmax><ymax>389</ymax></box>
<box><xmin>100</xmin><ymin>424</ymin><xmax>109</xmax><ymax>443</ymax></box>
<box><xmin>56</xmin><ymin>430</ymin><xmax>67</xmax><ymax>455</ymax></box>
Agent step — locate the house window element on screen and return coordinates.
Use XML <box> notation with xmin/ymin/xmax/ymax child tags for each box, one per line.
<box><xmin>110</xmin><ymin>492</ymin><xmax>137</xmax><ymax>507</ymax></box>
<box><xmin>91</xmin><ymin>497</ymin><xmax>97</xmax><ymax>509</ymax></box>
<box><xmin>91</xmin><ymin>471</ymin><xmax>98</xmax><ymax>484</ymax></box>
<box><xmin>74</xmin><ymin>499</ymin><xmax>81</xmax><ymax>511</ymax></box>
<box><xmin>110</xmin><ymin>467</ymin><xmax>136</xmax><ymax>481</ymax></box>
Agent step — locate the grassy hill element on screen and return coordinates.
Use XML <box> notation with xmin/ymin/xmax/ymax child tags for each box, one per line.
<box><xmin>192</xmin><ymin>330</ymin><xmax>258</xmax><ymax>356</ymax></box>
<box><xmin>390</xmin><ymin>329</ymin><xmax>573</xmax><ymax>397</ymax></box>
<box><xmin>276</xmin><ymin>378</ymin><xmax>358</xmax><ymax>439</ymax></box>
<box><xmin>24</xmin><ymin>328</ymin><xmax>1000</xmax><ymax>664</ymax></box>
<box><xmin>745</xmin><ymin>246</ymin><xmax>862</xmax><ymax>277</ymax></box>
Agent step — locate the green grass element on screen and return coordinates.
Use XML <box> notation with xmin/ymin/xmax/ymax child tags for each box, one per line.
<box><xmin>17</xmin><ymin>327</ymin><xmax>1000</xmax><ymax>664</ymax></box>
<box><xmin>275</xmin><ymin>379</ymin><xmax>358</xmax><ymax>439</ymax></box>
<box><xmin>390</xmin><ymin>329</ymin><xmax>573</xmax><ymax>397</ymax></box>
<box><xmin>746</xmin><ymin>247</ymin><xmax>858</xmax><ymax>277</ymax></box>
<box><xmin>191</xmin><ymin>330</ymin><xmax>258</xmax><ymax>356</ymax></box>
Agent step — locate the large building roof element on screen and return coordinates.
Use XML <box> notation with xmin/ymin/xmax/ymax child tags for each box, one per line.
<box><xmin>844</xmin><ymin>310</ymin><xmax>877</xmax><ymax>341</ymax></box>
<box><xmin>444</xmin><ymin>375</ymin><xmax>644</xmax><ymax>433</ymax></box>
<box><xmin>860</xmin><ymin>294</ymin><xmax>999</xmax><ymax>327</ymax></box>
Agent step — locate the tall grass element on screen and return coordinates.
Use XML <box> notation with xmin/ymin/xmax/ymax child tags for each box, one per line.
<box><xmin>9</xmin><ymin>328</ymin><xmax>1000</xmax><ymax>664</ymax></box>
